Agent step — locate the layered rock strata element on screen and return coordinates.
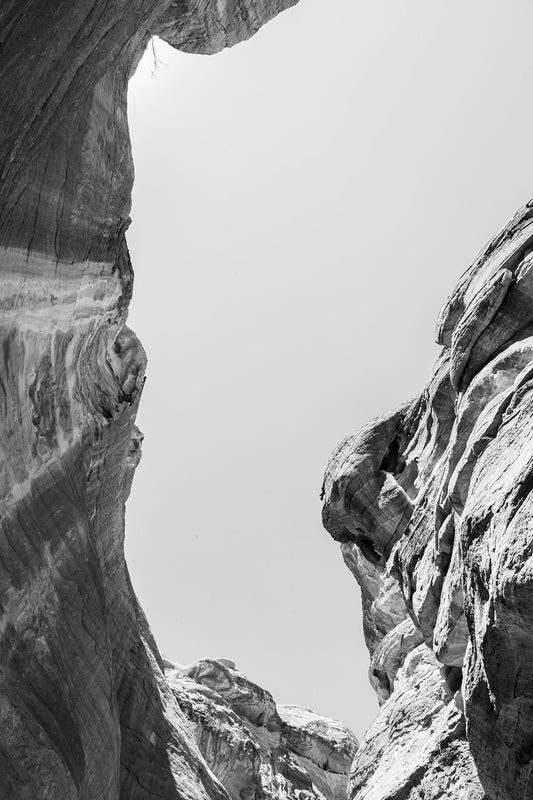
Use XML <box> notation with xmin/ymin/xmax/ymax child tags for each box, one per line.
<box><xmin>5</xmin><ymin>1</ymin><xmax>533</xmax><ymax>798</ymax></box>
<box><xmin>322</xmin><ymin>203</ymin><xmax>533</xmax><ymax>799</ymax></box>
<box><xmin>0</xmin><ymin>3</ymin><xmax>339</xmax><ymax>800</ymax></box>
<box><xmin>166</xmin><ymin>657</ymin><xmax>357</xmax><ymax>800</ymax></box>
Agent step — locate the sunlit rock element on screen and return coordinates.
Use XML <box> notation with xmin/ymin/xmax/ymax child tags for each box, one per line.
<box><xmin>323</xmin><ymin>201</ymin><xmax>533</xmax><ymax>798</ymax></box>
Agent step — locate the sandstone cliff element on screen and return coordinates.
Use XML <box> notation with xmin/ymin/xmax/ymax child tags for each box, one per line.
<box><xmin>166</xmin><ymin>657</ymin><xmax>357</xmax><ymax>800</ymax></box>
<box><xmin>0</xmin><ymin>2</ymin><xmax>361</xmax><ymax>799</ymax></box>
<box><xmin>322</xmin><ymin>203</ymin><xmax>533</xmax><ymax>799</ymax></box>
<box><xmin>4</xmin><ymin>2</ymin><xmax>533</xmax><ymax>799</ymax></box>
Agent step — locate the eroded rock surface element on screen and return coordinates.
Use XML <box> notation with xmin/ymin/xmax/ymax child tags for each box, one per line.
<box><xmin>6</xmin><ymin>1</ymin><xmax>533</xmax><ymax>798</ymax></box>
<box><xmin>0</xmin><ymin>3</ymin><xmax>321</xmax><ymax>800</ymax></box>
<box><xmin>166</xmin><ymin>657</ymin><xmax>357</xmax><ymax>800</ymax></box>
<box><xmin>322</xmin><ymin>202</ymin><xmax>533</xmax><ymax>799</ymax></box>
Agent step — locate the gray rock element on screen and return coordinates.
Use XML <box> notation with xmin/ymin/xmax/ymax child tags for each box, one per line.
<box><xmin>167</xmin><ymin>657</ymin><xmax>358</xmax><ymax>800</ymax></box>
<box><xmin>323</xmin><ymin>201</ymin><xmax>533</xmax><ymax>798</ymax></box>
<box><xmin>0</xmin><ymin>3</ymin><xmax>307</xmax><ymax>800</ymax></box>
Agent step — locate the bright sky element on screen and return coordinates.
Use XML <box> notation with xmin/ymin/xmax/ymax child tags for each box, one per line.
<box><xmin>126</xmin><ymin>0</ymin><xmax>533</xmax><ymax>739</ymax></box>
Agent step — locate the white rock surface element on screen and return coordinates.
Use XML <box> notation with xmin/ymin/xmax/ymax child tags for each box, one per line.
<box><xmin>167</xmin><ymin>657</ymin><xmax>358</xmax><ymax>800</ymax></box>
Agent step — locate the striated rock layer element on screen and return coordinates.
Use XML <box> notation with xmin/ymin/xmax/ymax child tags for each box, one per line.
<box><xmin>322</xmin><ymin>202</ymin><xmax>533</xmax><ymax>799</ymax></box>
<box><xmin>6</xmin><ymin>1</ymin><xmax>533</xmax><ymax>798</ymax></box>
<box><xmin>0</xmin><ymin>3</ymin><xmax>361</xmax><ymax>800</ymax></box>
<box><xmin>166</xmin><ymin>657</ymin><xmax>357</xmax><ymax>800</ymax></box>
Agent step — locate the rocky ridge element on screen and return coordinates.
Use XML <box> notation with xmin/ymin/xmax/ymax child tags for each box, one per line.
<box><xmin>322</xmin><ymin>203</ymin><xmax>533</xmax><ymax>799</ymax></box>
<box><xmin>166</xmin><ymin>657</ymin><xmax>357</xmax><ymax>800</ymax></box>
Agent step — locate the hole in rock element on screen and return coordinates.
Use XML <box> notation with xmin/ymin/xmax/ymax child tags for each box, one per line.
<box><xmin>338</xmin><ymin>527</ymin><xmax>383</xmax><ymax>565</ymax></box>
<box><xmin>355</xmin><ymin>534</ymin><xmax>382</xmax><ymax>566</ymax></box>
<box><xmin>380</xmin><ymin>435</ymin><xmax>406</xmax><ymax>476</ymax></box>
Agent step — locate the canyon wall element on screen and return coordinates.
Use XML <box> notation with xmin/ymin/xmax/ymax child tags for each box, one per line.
<box><xmin>0</xmin><ymin>3</ymin><xmax>360</xmax><ymax>799</ymax></box>
<box><xmin>3</xmin><ymin>1</ymin><xmax>533</xmax><ymax>799</ymax></box>
<box><xmin>322</xmin><ymin>202</ymin><xmax>533</xmax><ymax>799</ymax></box>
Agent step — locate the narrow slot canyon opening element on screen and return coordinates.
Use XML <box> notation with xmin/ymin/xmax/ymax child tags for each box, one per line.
<box><xmin>124</xmin><ymin>23</ymin><xmax>378</xmax><ymax>740</ymax></box>
<box><xmin>122</xmin><ymin>1</ymin><xmax>533</xmax><ymax>744</ymax></box>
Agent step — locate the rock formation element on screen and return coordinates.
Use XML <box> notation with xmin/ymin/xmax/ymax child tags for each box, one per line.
<box><xmin>322</xmin><ymin>202</ymin><xmax>533</xmax><ymax>799</ymax></box>
<box><xmin>5</xmin><ymin>1</ymin><xmax>533</xmax><ymax>798</ymax></box>
<box><xmin>0</xmin><ymin>2</ymin><xmax>362</xmax><ymax>799</ymax></box>
<box><xmin>166</xmin><ymin>657</ymin><xmax>357</xmax><ymax>800</ymax></box>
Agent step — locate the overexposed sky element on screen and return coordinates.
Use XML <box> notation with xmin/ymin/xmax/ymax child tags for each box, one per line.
<box><xmin>126</xmin><ymin>0</ymin><xmax>533</xmax><ymax>739</ymax></box>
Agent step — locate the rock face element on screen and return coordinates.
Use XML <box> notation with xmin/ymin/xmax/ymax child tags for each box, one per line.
<box><xmin>5</xmin><ymin>1</ymin><xmax>533</xmax><ymax>798</ymax></box>
<box><xmin>0</xmin><ymin>3</ymin><xmax>361</xmax><ymax>800</ymax></box>
<box><xmin>166</xmin><ymin>657</ymin><xmax>357</xmax><ymax>800</ymax></box>
<box><xmin>322</xmin><ymin>202</ymin><xmax>533</xmax><ymax>799</ymax></box>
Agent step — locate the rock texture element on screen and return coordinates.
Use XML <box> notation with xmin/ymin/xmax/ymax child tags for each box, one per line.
<box><xmin>322</xmin><ymin>202</ymin><xmax>533</xmax><ymax>799</ymax></box>
<box><xmin>166</xmin><ymin>657</ymin><xmax>357</xmax><ymax>800</ymax></box>
<box><xmin>6</xmin><ymin>1</ymin><xmax>533</xmax><ymax>798</ymax></box>
<box><xmin>0</xmin><ymin>3</ymin><xmax>357</xmax><ymax>800</ymax></box>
